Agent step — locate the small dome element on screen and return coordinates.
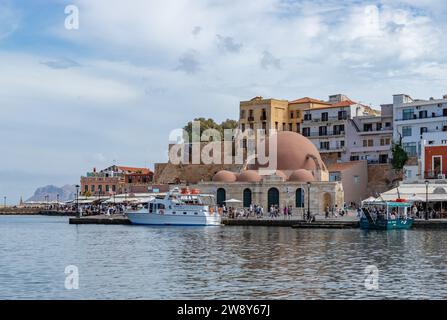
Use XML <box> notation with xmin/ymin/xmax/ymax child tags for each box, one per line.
<box><xmin>237</xmin><ymin>170</ymin><xmax>262</xmax><ymax>182</ymax></box>
<box><xmin>274</xmin><ymin>170</ymin><xmax>287</xmax><ymax>180</ymax></box>
<box><xmin>288</xmin><ymin>169</ymin><xmax>315</xmax><ymax>182</ymax></box>
<box><xmin>213</xmin><ymin>170</ymin><xmax>237</xmax><ymax>182</ymax></box>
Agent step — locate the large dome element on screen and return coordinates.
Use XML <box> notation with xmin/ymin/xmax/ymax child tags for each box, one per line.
<box><xmin>288</xmin><ymin>169</ymin><xmax>315</xmax><ymax>182</ymax></box>
<box><xmin>212</xmin><ymin>170</ymin><xmax>238</xmax><ymax>182</ymax></box>
<box><xmin>250</xmin><ymin>131</ymin><xmax>325</xmax><ymax>172</ymax></box>
<box><xmin>237</xmin><ymin>170</ymin><xmax>262</xmax><ymax>182</ymax></box>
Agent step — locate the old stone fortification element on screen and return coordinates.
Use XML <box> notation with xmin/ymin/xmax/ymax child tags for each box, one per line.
<box><xmin>366</xmin><ymin>164</ymin><xmax>403</xmax><ymax>196</ymax></box>
<box><xmin>154</xmin><ymin>163</ymin><xmax>244</xmax><ymax>184</ymax></box>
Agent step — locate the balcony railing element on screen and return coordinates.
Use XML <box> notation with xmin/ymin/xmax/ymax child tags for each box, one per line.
<box><xmin>303</xmin><ymin>116</ymin><xmax>348</xmax><ymax>123</ymax></box>
<box><xmin>425</xmin><ymin>170</ymin><xmax>447</xmax><ymax>179</ymax></box>
<box><xmin>303</xmin><ymin>131</ymin><xmax>346</xmax><ymax>137</ymax></box>
<box><xmin>395</xmin><ymin>114</ymin><xmax>447</xmax><ymax>122</ymax></box>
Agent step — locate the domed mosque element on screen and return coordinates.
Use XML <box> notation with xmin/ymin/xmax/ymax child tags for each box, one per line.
<box><xmin>196</xmin><ymin>131</ymin><xmax>344</xmax><ymax>214</ymax></box>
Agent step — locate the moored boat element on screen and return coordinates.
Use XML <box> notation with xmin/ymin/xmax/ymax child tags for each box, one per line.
<box><xmin>360</xmin><ymin>199</ymin><xmax>414</xmax><ymax>230</ymax></box>
<box><xmin>126</xmin><ymin>188</ymin><xmax>221</xmax><ymax>226</ymax></box>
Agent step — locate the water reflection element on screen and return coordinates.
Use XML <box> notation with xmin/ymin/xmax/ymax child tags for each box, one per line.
<box><xmin>0</xmin><ymin>216</ymin><xmax>447</xmax><ymax>299</ymax></box>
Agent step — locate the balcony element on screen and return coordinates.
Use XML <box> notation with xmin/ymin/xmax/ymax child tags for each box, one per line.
<box><xmin>425</xmin><ymin>170</ymin><xmax>447</xmax><ymax>179</ymax></box>
<box><xmin>303</xmin><ymin>116</ymin><xmax>347</xmax><ymax>123</ymax></box>
<box><xmin>304</xmin><ymin>131</ymin><xmax>346</xmax><ymax>138</ymax></box>
<box><xmin>357</xmin><ymin>127</ymin><xmax>393</xmax><ymax>135</ymax></box>
<box><xmin>395</xmin><ymin>114</ymin><xmax>447</xmax><ymax>122</ymax></box>
<box><xmin>248</xmin><ymin>116</ymin><xmax>255</xmax><ymax>122</ymax></box>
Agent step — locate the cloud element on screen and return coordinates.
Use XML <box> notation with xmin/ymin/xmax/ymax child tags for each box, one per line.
<box><xmin>192</xmin><ymin>26</ymin><xmax>202</xmax><ymax>36</ymax></box>
<box><xmin>216</xmin><ymin>34</ymin><xmax>243</xmax><ymax>53</ymax></box>
<box><xmin>175</xmin><ymin>50</ymin><xmax>200</xmax><ymax>74</ymax></box>
<box><xmin>260</xmin><ymin>51</ymin><xmax>280</xmax><ymax>70</ymax></box>
<box><xmin>41</xmin><ymin>58</ymin><xmax>80</xmax><ymax>69</ymax></box>
<box><xmin>0</xmin><ymin>2</ymin><xmax>20</xmax><ymax>40</ymax></box>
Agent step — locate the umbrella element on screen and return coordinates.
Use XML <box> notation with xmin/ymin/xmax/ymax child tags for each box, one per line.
<box><xmin>224</xmin><ymin>199</ymin><xmax>242</xmax><ymax>203</ymax></box>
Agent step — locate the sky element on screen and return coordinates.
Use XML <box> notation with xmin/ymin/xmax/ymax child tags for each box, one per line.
<box><xmin>1</xmin><ymin>0</ymin><xmax>447</xmax><ymax>203</ymax></box>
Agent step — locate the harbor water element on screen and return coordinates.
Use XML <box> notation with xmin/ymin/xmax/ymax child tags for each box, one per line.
<box><xmin>1</xmin><ymin>215</ymin><xmax>446</xmax><ymax>299</ymax></box>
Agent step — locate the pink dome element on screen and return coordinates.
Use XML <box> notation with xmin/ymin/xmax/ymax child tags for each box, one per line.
<box><xmin>237</xmin><ymin>170</ymin><xmax>262</xmax><ymax>182</ymax></box>
<box><xmin>213</xmin><ymin>170</ymin><xmax>238</xmax><ymax>182</ymax></box>
<box><xmin>288</xmin><ymin>169</ymin><xmax>315</xmax><ymax>182</ymax></box>
<box><xmin>250</xmin><ymin>131</ymin><xmax>325</xmax><ymax>172</ymax></box>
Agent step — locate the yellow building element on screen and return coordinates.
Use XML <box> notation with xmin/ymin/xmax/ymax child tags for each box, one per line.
<box><xmin>238</xmin><ymin>96</ymin><xmax>331</xmax><ymax>135</ymax></box>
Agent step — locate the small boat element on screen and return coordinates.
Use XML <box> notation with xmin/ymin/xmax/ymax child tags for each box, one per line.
<box><xmin>126</xmin><ymin>188</ymin><xmax>221</xmax><ymax>226</ymax></box>
<box><xmin>360</xmin><ymin>199</ymin><xmax>414</xmax><ymax>230</ymax></box>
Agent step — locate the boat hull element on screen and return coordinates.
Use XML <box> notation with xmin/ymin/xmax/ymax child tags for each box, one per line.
<box><xmin>127</xmin><ymin>212</ymin><xmax>222</xmax><ymax>226</ymax></box>
<box><xmin>360</xmin><ymin>218</ymin><xmax>414</xmax><ymax>230</ymax></box>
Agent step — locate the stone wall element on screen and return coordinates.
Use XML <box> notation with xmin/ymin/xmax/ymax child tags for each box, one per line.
<box><xmin>366</xmin><ymin>163</ymin><xmax>403</xmax><ymax>196</ymax></box>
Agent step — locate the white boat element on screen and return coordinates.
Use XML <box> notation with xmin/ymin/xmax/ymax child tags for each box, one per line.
<box><xmin>126</xmin><ymin>188</ymin><xmax>221</xmax><ymax>226</ymax></box>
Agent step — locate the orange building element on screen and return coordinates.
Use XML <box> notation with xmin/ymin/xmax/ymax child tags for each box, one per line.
<box><xmin>80</xmin><ymin>165</ymin><xmax>154</xmax><ymax>196</ymax></box>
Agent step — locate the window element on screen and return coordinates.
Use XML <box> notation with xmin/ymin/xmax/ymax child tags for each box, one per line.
<box><xmin>241</xmin><ymin>123</ymin><xmax>245</xmax><ymax>132</ymax></box>
<box><xmin>262</xmin><ymin>122</ymin><xmax>266</xmax><ymax>131</ymax></box>
<box><xmin>340</xmin><ymin>140</ymin><xmax>345</xmax><ymax>147</ymax></box>
<box><xmin>385</xmin><ymin>122</ymin><xmax>391</xmax><ymax>128</ymax></box>
<box><xmin>403</xmin><ymin>142</ymin><xmax>417</xmax><ymax>156</ymax></box>
<box><xmin>353</xmin><ymin>175</ymin><xmax>360</xmax><ymax>184</ymax></box>
<box><xmin>91</xmin><ymin>185</ymin><xmax>95</xmax><ymax>192</ymax></box>
<box><xmin>304</xmin><ymin>113</ymin><xmax>312</xmax><ymax>121</ymax></box>
<box><xmin>368</xmin><ymin>140</ymin><xmax>374</xmax><ymax>147</ymax></box>
<box><xmin>319</xmin><ymin>126</ymin><xmax>328</xmax><ymax>136</ymax></box>
<box><xmin>444</xmin><ymin>109</ymin><xmax>447</xmax><ymax>117</ymax></box>
<box><xmin>386</xmin><ymin>138</ymin><xmax>390</xmax><ymax>145</ymax></box>
<box><xmin>249</xmin><ymin>123</ymin><xmax>254</xmax><ymax>130</ymax></box>
<box><xmin>420</xmin><ymin>127</ymin><xmax>428</xmax><ymax>135</ymax></box>
<box><xmin>338</xmin><ymin>110</ymin><xmax>347</xmax><ymax>120</ymax></box>
<box><xmin>106</xmin><ymin>185</ymin><xmax>110</xmax><ymax>192</ymax></box>
<box><xmin>240</xmin><ymin>110</ymin><xmax>245</xmax><ymax>118</ymax></box>
<box><xmin>329</xmin><ymin>172</ymin><xmax>341</xmax><ymax>181</ymax></box>
<box><xmin>289</xmin><ymin>123</ymin><xmax>293</xmax><ymax>131</ymax></box>
<box><xmin>296</xmin><ymin>123</ymin><xmax>300</xmax><ymax>133</ymax></box>
<box><xmin>98</xmin><ymin>185</ymin><xmax>102</xmax><ymax>193</ymax></box>
<box><xmin>333</xmin><ymin>124</ymin><xmax>345</xmax><ymax>135</ymax></box>
<box><xmin>296</xmin><ymin>188</ymin><xmax>305</xmax><ymax>208</ymax></box>
<box><xmin>419</xmin><ymin>110</ymin><xmax>428</xmax><ymax>119</ymax></box>
<box><xmin>350</xmin><ymin>155</ymin><xmax>360</xmax><ymax>161</ymax></box>
<box><xmin>363</xmin><ymin>140</ymin><xmax>368</xmax><ymax>147</ymax></box>
<box><xmin>282</xmin><ymin>123</ymin><xmax>286</xmax><ymax>131</ymax></box>
<box><xmin>363</xmin><ymin>123</ymin><xmax>373</xmax><ymax>132</ymax></box>
<box><xmin>376</xmin><ymin>123</ymin><xmax>382</xmax><ymax>131</ymax></box>
<box><xmin>302</xmin><ymin>127</ymin><xmax>310</xmax><ymax>137</ymax></box>
<box><xmin>322</xmin><ymin>112</ymin><xmax>328</xmax><ymax>121</ymax></box>
<box><xmin>320</xmin><ymin>141</ymin><xmax>330</xmax><ymax>150</ymax></box>
<box><xmin>84</xmin><ymin>185</ymin><xmax>88</xmax><ymax>193</ymax></box>
<box><xmin>402</xmin><ymin>126</ymin><xmax>412</xmax><ymax>137</ymax></box>
<box><xmin>380</xmin><ymin>138</ymin><xmax>385</xmax><ymax>146</ymax></box>
<box><xmin>379</xmin><ymin>154</ymin><xmax>388</xmax><ymax>164</ymax></box>
<box><xmin>275</xmin><ymin>122</ymin><xmax>278</xmax><ymax>130</ymax></box>
<box><xmin>261</xmin><ymin>109</ymin><xmax>267</xmax><ymax>120</ymax></box>
<box><xmin>112</xmin><ymin>185</ymin><xmax>116</xmax><ymax>192</ymax></box>
<box><xmin>402</xmin><ymin>108</ymin><xmax>414</xmax><ymax>120</ymax></box>
<box><xmin>290</xmin><ymin>111</ymin><xmax>294</xmax><ymax>118</ymax></box>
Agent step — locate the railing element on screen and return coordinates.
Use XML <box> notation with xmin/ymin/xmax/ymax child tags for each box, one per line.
<box><xmin>424</xmin><ymin>171</ymin><xmax>447</xmax><ymax>179</ymax></box>
<box><xmin>303</xmin><ymin>131</ymin><xmax>346</xmax><ymax>137</ymax></box>
<box><xmin>303</xmin><ymin>116</ymin><xmax>347</xmax><ymax>123</ymax></box>
<box><xmin>395</xmin><ymin>114</ymin><xmax>447</xmax><ymax>121</ymax></box>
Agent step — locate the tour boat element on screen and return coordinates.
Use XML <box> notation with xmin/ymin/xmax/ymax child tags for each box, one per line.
<box><xmin>360</xmin><ymin>199</ymin><xmax>414</xmax><ymax>230</ymax></box>
<box><xmin>126</xmin><ymin>188</ymin><xmax>221</xmax><ymax>226</ymax></box>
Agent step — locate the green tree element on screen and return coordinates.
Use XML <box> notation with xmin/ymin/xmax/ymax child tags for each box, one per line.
<box><xmin>391</xmin><ymin>136</ymin><xmax>409</xmax><ymax>170</ymax></box>
<box><xmin>183</xmin><ymin>118</ymin><xmax>237</xmax><ymax>141</ymax></box>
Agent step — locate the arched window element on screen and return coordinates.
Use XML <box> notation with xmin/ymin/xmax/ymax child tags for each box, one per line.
<box><xmin>243</xmin><ymin>188</ymin><xmax>252</xmax><ymax>208</ymax></box>
<box><xmin>296</xmin><ymin>188</ymin><xmax>304</xmax><ymax>208</ymax></box>
<box><xmin>217</xmin><ymin>188</ymin><xmax>226</xmax><ymax>207</ymax></box>
<box><xmin>267</xmin><ymin>188</ymin><xmax>280</xmax><ymax>208</ymax></box>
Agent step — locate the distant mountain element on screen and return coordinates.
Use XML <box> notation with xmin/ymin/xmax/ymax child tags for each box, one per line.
<box><xmin>26</xmin><ymin>185</ymin><xmax>77</xmax><ymax>202</ymax></box>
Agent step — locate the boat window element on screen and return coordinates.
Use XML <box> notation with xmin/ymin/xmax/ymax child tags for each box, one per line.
<box><xmin>183</xmin><ymin>212</ymin><xmax>187</xmax><ymax>215</ymax></box>
<box><xmin>159</xmin><ymin>204</ymin><xmax>165</xmax><ymax>209</ymax></box>
<box><xmin>149</xmin><ymin>203</ymin><xmax>154</xmax><ymax>213</ymax></box>
<box><xmin>172</xmin><ymin>212</ymin><xmax>176</xmax><ymax>214</ymax></box>
<box><xmin>194</xmin><ymin>212</ymin><xmax>198</xmax><ymax>215</ymax></box>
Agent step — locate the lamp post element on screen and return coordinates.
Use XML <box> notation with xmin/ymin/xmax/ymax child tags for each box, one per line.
<box><xmin>307</xmin><ymin>181</ymin><xmax>311</xmax><ymax>222</ymax></box>
<box><xmin>75</xmin><ymin>185</ymin><xmax>80</xmax><ymax>218</ymax></box>
<box><xmin>425</xmin><ymin>180</ymin><xmax>429</xmax><ymax>220</ymax></box>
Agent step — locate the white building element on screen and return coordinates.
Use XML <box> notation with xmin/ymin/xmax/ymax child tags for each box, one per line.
<box><xmin>301</xmin><ymin>94</ymin><xmax>383</xmax><ymax>162</ymax></box>
<box><xmin>393</xmin><ymin>94</ymin><xmax>447</xmax><ymax>157</ymax></box>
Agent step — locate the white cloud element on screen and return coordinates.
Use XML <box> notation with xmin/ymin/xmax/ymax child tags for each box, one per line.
<box><xmin>0</xmin><ymin>2</ymin><xmax>20</xmax><ymax>40</ymax></box>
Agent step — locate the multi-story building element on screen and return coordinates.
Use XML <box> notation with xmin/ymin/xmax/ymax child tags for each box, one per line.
<box><xmin>80</xmin><ymin>165</ymin><xmax>153</xmax><ymax>196</ymax></box>
<box><xmin>393</xmin><ymin>94</ymin><xmax>447</xmax><ymax>157</ymax></box>
<box><xmin>348</xmin><ymin>104</ymin><xmax>393</xmax><ymax>164</ymax></box>
<box><xmin>301</xmin><ymin>94</ymin><xmax>377</xmax><ymax>162</ymax></box>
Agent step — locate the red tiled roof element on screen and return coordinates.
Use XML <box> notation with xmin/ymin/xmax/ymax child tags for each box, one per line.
<box><xmin>330</xmin><ymin>100</ymin><xmax>357</xmax><ymax>107</ymax></box>
<box><xmin>289</xmin><ymin>97</ymin><xmax>331</xmax><ymax>105</ymax></box>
